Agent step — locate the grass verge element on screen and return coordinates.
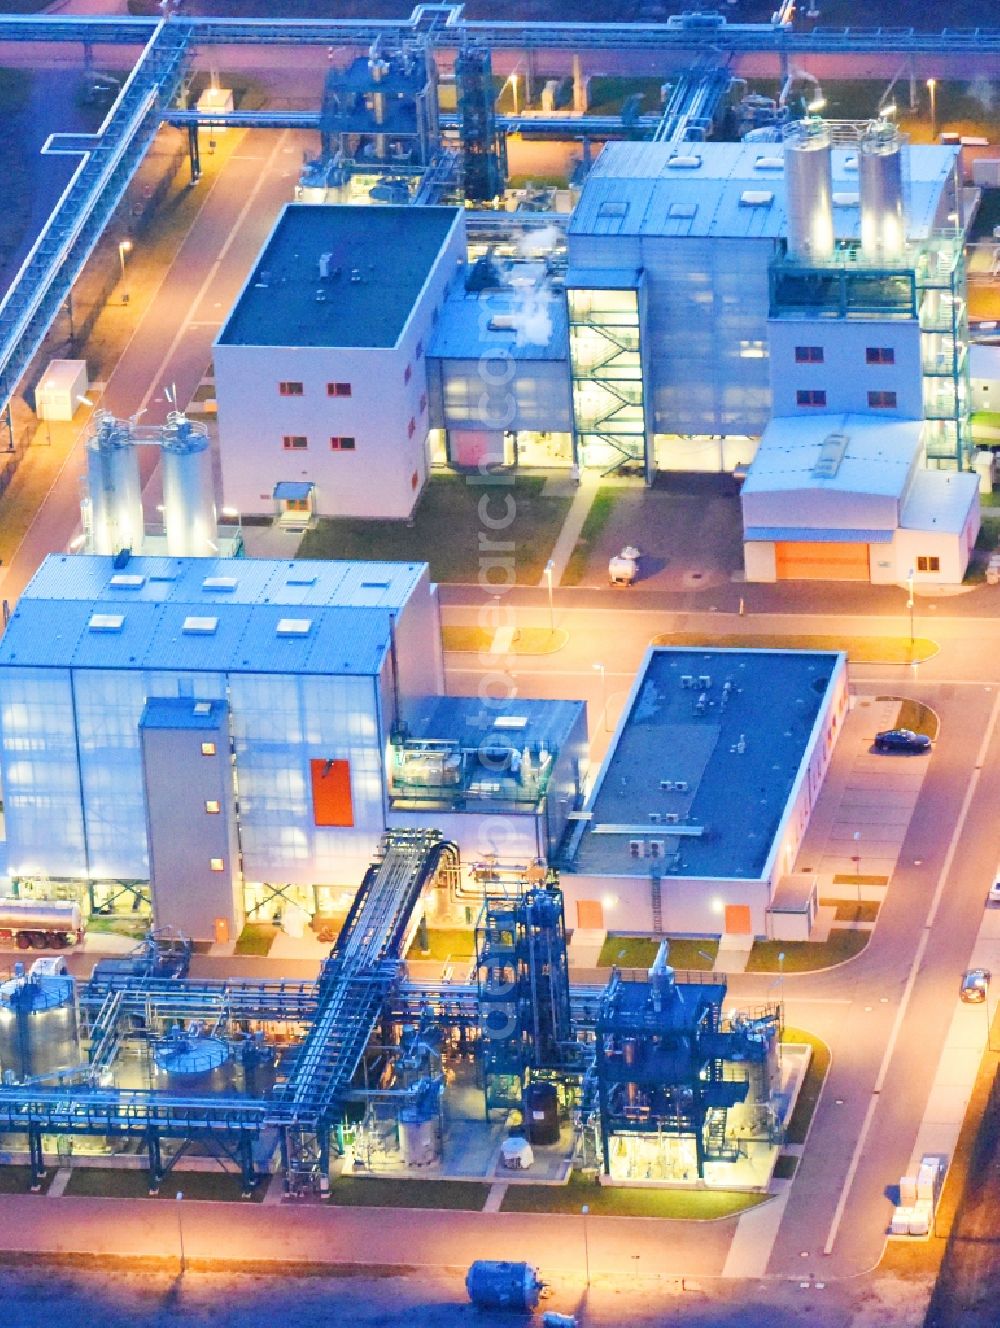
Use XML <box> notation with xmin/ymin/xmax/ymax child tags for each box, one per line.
<box><xmin>773</xmin><ymin>1154</ymin><xmax>799</xmax><ymax>1181</ymax></box>
<box><xmin>500</xmin><ymin>1172</ymin><xmax>763</xmax><ymax>1219</ymax></box>
<box><xmin>406</xmin><ymin>927</ymin><xmax>475</xmax><ymax>961</ymax></box>
<box><xmin>651</xmin><ymin>631</ymin><xmax>937</xmax><ymax>665</ymax></box>
<box><xmin>234</xmin><ymin>923</ymin><xmax>276</xmax><ymax>956</ymax></box>
<box><xmin>86</xmin><ymin>916</ymin><xmax>149</xmax><ymax>939</ymax></box>
<box><xmin>746</xmin><ymin>930</ymin><xmax>869</xmax><ymax>973</ymax></box>
<box><xmin>64</xmin><ymin>1169</ymin><xmax>264</xmax><ymax>1201</ymax></box>
<box><xmin>820</xmin><ymin>898</ymin><xmax>881</xmax><ymax>924</ymax></box>
<box><xmin>441</xmin><ymin>626</ymin><xmax>568</xmax><ymax>655</ymax></box>
<box><xmin>298</xmin><ymin>476</ymin><xmax>572</xmax><ymax>584</ymax></box>
<box><xmin>781</xmin><ymin>1027</ymin><xmax>830</xmax><ymax>1147</ymax></box>
<box><xmin>0</xmin><ymin>1166</ymin><xmax>51</xmax><ymax>1194</ymax></box>
<box><xmin>597</xmin><ymin>935</ymin><xmax>718</xmax><ymax>969</ymax></box>
<box><xmin>882</xmin><ymin>695</ymin><xmax>940</xmax><ymax>740</ymax></box>
<box><xmin>329</xmin><ymin>1177</ymin><xmax>488</xmax><ymax>1210</ymax></box>
<box><xmin>561</xmin><ymin>488</ymin><xmax>621</xmax><ymax>587</ymax></box>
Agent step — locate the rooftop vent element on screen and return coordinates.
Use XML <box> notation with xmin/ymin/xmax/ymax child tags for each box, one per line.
<box><xmin>202</xmin><ymin>576</ymin><xmax>237</xmax><ymax>591</ymax></box>
<box><xmin>812</xmin><ymin>431</ymin><xmax>850</xmax><ymax>480</ymax></box>
<box><xmin>832</xmin><ymin>191</ymin><xmax>860</xmax><ymax>206</ymax></box>
<box><xmin>739</xmin><ymin>189</ymin><xmax>774</xmax><ymax>207</ymax></box>
<box><xmin>666</xmin><ymin>154</ymin><xmax>702</xmax><ymax>169</ymax></box>
<box><xmin>754</xmin><ymin>155</ymin><xmax>784</xmax><ymax>170</ymax></box>
<box><xmin>182</xmin><ymin>616</ymin><xmax>218</xmax><ymax>635</ymax></box>
<box><xmin>667</xmin><ymin>202</ymin><xmax>697</xmax><ymax>219</ymax></box>
<box><xmin>285</xmin><ymin>574</ymin><xmax>318</xmax><ymax>587</ymax></box>
<box><xmin>360</xmin><ymin>580</ymin><xmax>391</xmax><ymax>590</ymax></box>
<box><xmin>193</xmin><ymin>701</ymin><xmax>212</xmax><ymax>715</ymax></box>
<box><xmin>89</xmin><ymin>613</ymin><xmax>124</xmax><ymax>632</ymax></box>
<box><xmin>276</xmin><ymin>617</ymin><xmax>312</xmax><ymax>637</ymax></box>
<box><xmin>494</xmin><ymin>715</ymin><xmax>528</xmax><ymax>729</ymax></box>
<box><xmin>110</xmin><ymin>574</ymin><xmax>145</xmax><ymax>589</ymax></box>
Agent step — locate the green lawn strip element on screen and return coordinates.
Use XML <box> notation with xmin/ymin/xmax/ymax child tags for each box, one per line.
<box><xmin>597</xmin><ymin>935</ymin><xmax>718</xmax><ymax>969</ymax></box>
<box><xmin>561</xmin><ymin>489</ymin><xmax>621</xmax><ymax>586</ymax></box>
<box><xmin>64</xmin><ymin>1169</ymin><xmax>263</xmax><ymax>1201</ymax></box>
<box><xmin>830</xmin><ymin>874</ymin><xmax>888</xmax><ymax>887</ymax></box>
<box><xmin>651</xmin><ymin>631</ymin><xmax>937</xmax><ymax>665</ymax></box>
<box><xmin>880</xmin><ymin>695</ymin><xmax>940</xmax><ymax>740</ymax></box>
<box><xmin>406</xmin><ymin>927</ymin><xmax>476</xmax><ymax>961</ymax></box>
<box><xmin>441</xmin><ymin>626</ymin><xmax>568</xmax><ymax>655</ymax></box>
<box><xmin>500</xmin><ymin>1172</ymin><xmax>763</xmax><ymax>1219</ymax></box>
<box><xmin>234</xmin><ymin>923</ymin><xmax>276</xmax><ymax>956</ymax></box>
<box><xmin>819</xmin><ymin>899</ymin><xmax>880</xmax><ymax>924</ymax></box>
<box><xmin>329</xmin><ymin>1177</ymin><xmax>488</xmax><ymax>1210</ymax></box>
<box><xmin>86</xmin><ymin>915</ymin><xmax>149</xmax><ymax>939</ymax></box>
<box><xmin>746</xmin><ymin>930</ymin><xmax>869</xmax><ymax>973</ymax></box>
<box><xmin>298</xmin><ymin>476</ymin><xmax>571</xmax><ymax>584</ymax></box>
<box><xmin>773</xmin><ymin>1154</ymin><xmax>799</xmax><ymax>1181</ymax></box>
<box><xmin>0</xmin><ymin>1166</ymin><xmax>52</xmax><ymax>1194</ymax></box>
<box><xmin>781</xmin><ymin>1027</ymin><xmax>831</xmax><ymax>1147</ymax></box>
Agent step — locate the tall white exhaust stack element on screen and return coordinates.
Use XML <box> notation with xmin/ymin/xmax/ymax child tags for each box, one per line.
<box><xmin>161</xmin><ymin>412</ymin><xmax>217</xmax><ymax>557</ymax></box>
<box><xmin>859</xmin><ymin>120</ymin><xmax>906</xmax><ymax>263</ymax></box>
<box><xmin>783</xmin><ymin>117</ymin><xmax>835</xmax><ymax>264</ymax></box>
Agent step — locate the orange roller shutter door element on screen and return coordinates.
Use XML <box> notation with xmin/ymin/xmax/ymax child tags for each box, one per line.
<box><xmin>311</xmin><ymin>758</ymin><xmax>354</xmax><ymax>827</ymax></box>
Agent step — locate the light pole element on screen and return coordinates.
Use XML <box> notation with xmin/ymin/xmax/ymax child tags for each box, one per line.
<box><xmin>581</xmin><ymin>1204</ymin><xmax>591</xmax><ymax>1286</ymax></box>
<box><xmin>853</xmin><ymin>829</ymin><xmax>862</xmax><ymax>908</ymax></box>
<box><xmin>906</xmin><ymin>567</ymin><xmax>915</xmax><ymax>649</ymax></box>
<box><xmin>777</xmin><ymin>951</ymin><xmax>785</xmax><ymax>1064</ymax></box>
<box><xmin>118</xmin><ymin>239</ymin><xmax>132</xmax><ymax>305</ymax></box>
<box><xmin>543</xmin><ymin>558</ymin><xmax>555</xmax><ymax>636</ymax></box>
<box><xmin>176</xmin><ymin>1190</ymin><xmax>185</xmax><ymax>1274</ymax></box>
<box><xmin>593</xmin><ymin>661</ymin><xmax>608</xmax><ymax>732</ymax></box>
<box><xmin>927</xmin><ymin>78</ymin><xmax>938</xmax><ymax>140</ymax></box>
<box><xmin>509</xmin><ymin>72</ymin><xmax>520</xmax><ymax>115</ymax></box>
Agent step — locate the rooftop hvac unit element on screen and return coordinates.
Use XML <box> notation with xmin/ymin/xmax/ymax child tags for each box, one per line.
<box><xmin>664</xmin><ymin>813</ymin><xmax>681</xmax><ymax>825</ymax></box>
<box><xmin>680</xmin><ymin>675</ymin><xmax>694</xmax><ymax>688</ymax></box>
<box><xmin>674</xmin><ymin>780</ymin><xmax>689</xmax><ymax>794</ymax></box>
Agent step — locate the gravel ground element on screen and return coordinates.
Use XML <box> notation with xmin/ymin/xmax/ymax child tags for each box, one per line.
<box><xmin>0</xmin><ymin>1266</ymin><xmax>937</xmax><ymax>1328</ymax></box>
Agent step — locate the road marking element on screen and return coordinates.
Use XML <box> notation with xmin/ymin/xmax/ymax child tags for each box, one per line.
<box><xmin>822</xmin><ymin>687</ymin><xmax>1000</xmax><ymax>1257</ymax></box>
<box><xmin>137</xmin><ymin>129</ymin><xmax>291</xmax><ymax>417</ymax></box>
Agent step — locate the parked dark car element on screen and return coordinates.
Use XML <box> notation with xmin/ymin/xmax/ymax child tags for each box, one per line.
<box><xmin>960</xmin><ymin>968</ymin><xmax>991</xmax><ymax>1004</ymax></box>
<box><xmin>873</xmin><ymin>728</ymin><xmax>932</xmax><ymax>755</ymax></box>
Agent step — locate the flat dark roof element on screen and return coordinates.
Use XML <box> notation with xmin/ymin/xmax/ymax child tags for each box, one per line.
<box><xmin>567</xmin><ymin>647</ymin><xmax>843</xmax><ymax>881</ymax></box>
<box><xmin>218</xmin><ymin>204</ymin><xmax>460</xmax><ymax>350</ymax></box>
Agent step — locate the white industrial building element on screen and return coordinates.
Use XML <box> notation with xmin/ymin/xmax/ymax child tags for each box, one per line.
<box><xmin>214</xmin><ymin>204</ymin><xmax>465</xmax><ymax>522</ymax></box>
<box><xmin>0</xmin><ymin>555</ymin><xmax>586</xmax><ymax>940</ymax></box>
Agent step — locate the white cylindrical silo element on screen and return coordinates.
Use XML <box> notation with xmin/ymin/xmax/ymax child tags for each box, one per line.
<box><xmin>859</xmin><ymin>120</ymin><xmax>906</xmax><ymax>263</ymax></box>
<box><xmin>161</xmin><ymin>412</ymin><xmax>217</xmax><ymax>557</ymax></box>
<box><xmin>783</xmin><ymin>118</ymin><xmax>834</xmax><ymax>264</ymax></box>
<box><xmin>86</xmin><ymin>412</ymin><xmax>144</xmax><ymax>556</ymax></box>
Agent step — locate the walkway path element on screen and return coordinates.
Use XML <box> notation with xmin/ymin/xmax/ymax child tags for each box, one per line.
<box><xmin>539</xmin><ymin>473</ymin><xmax>596</xmax><ymax>587</ymax></box>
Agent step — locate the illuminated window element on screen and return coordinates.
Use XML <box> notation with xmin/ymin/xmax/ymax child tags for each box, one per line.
<box><xmin>209</xmin><ymin>857</ymin><xmax>225</xmax><ymax>872</ymax></box>
<box><xmin>327</xmin><ymin>381</ymin><xmax>352</xmax><ymax>397</ymax></box>
<box><xmin>795</xmin><ymin>346</ymin><xmax>823</xmax><ymax>364</ymax></box>
<box><xmin>796</xmin><ymin>389</ymin><xmax>827</xmax><ymax>407</ymax></box>
<box><xmin>330</xmin><ymin>436</ymin><xmax>356</xmax><ymax>450</ymax></box>
<box><xmin>867</xmin><ymin>390</ymin><xmax>897</xmax><ymax>409</ymax></box>
<box><xmin>205</xmin><ymin>800</ymin><xmax>221</xmax><ymax>814</ymax></box>
<box><xmin>866</xmin><ymin>346</ymin><xmax>895</xmax><ymax>365</ymax></box>
<box><xmin>201</xmin><ymin>741</ymin><xmax>216</xmax><ymax>756</ymax></box>
<box><xmin>917</xmin><ymin>555</ymin><xmax>940</xmax><ymax>572</ymax></box>
<box><xmin>279</xmin><ymin>381</ymin><xmax>303</xmax><ymax>396</ymax></box>
<box><xmin>282</xmin><ymin>435</ymin><xmax>308</xmax><ymax>450</ymax></box>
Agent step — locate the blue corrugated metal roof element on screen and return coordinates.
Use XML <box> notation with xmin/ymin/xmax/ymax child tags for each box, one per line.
<box><xmin>744</xmin><ymin>526</ymin><xmax>894</xmax><ymax>544</ymax></box>
<box><xmin>140</xmin><ymin>697</ymin><xmax>228</xmax><ymax>731</ymax></box>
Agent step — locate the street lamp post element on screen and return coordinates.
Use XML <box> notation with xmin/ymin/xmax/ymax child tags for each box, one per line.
<box><xmin>853</xmin><ymin>829</ymin><xmax>862</xmax><ymax>908</ymax></box>
<box><xmin>118</xmin><ymin>239</ymin><xmax>133</xmax><ymax>306</ymax></box>
<box><xmin>176</xmin><ymin>1191</ymin><xmax>185</xmax><ymax>1274</ymax></box>
<box><xmin>593</xmin><ymin>661</ymin><xmax>608</xmax><ymax>732</ymax></box>
<box><xmin>907</xmin><ymin>567</ymin><xmax>915</xmax><ymax>650</ymax></box>
<box><xmin>927</xmin><ymin>78</ymin><xmax>938</xmax><ymax>141</ymax></box>
<box><xmin>777</xmin><ymin>951</ymin><xmax>785</xmax><ymax>1064</ymax></box>
<box><xmin>581</xmin><ymin>1204</ymin><xmax>591</xmax><ymax>1286</ymax></box>
<box><xmin>543</xmin><ymin>558</ymin><xmax>555</xmax><ymax>636</ymax></box>
<box><xmin>510</xmin><ymin>72</ymin><xmax>520</xmax><ymax>115</ymax></box>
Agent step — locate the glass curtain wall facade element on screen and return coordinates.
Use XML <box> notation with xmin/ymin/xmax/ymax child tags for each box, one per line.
<box><xmin>568</xmin><ymin>282</ymin><xmax>650</xmax><ymax>477</ymax></box>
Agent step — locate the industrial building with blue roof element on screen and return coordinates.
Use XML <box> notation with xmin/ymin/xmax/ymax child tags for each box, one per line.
<box><xmin>0</xmin><ymin>554</ymin><xmax>586</xmax><ymax>940</ymax></box>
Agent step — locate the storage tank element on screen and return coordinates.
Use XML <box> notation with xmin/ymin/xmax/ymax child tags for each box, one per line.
<box><xmin>399</xmin><ymin>1112</ymin><xmax>441</xmax><ymax>1165</ymax></box>
<box><xmin>859</xmin><ymin>120</ymin><xmax>906</xmax><ymax>263</ymax></box>
<box><xmin>152</xmin><ymin>1023</ymin><xmax>233</xmax><ymax>1092</ymax></box>
<box><xmin>465</xmin><ymin>1261</ymin><xmax>543</xmax><ymax>1311</ymax></box>
<box><xmin>0</xmin><ymin>962</ymin><xmax>79</xmax><ymax>1080</ymax></box>
<box><xmin>783</xmin><ymin>118</ymin><xmax>834</xmax><ymax>263</ymax></box>
<box><xmin>86</xmin><ymin>411</ymin><xmax>143</xmax><ymax>556</ymax></box>
<box><xmin>161</xmin><ymin>412</ymin><xmax>217</xmax><ymax>557</ymax></box>
<box><xmin>524</xmin><ymin>1080</ymin><xmax>560</xmax><ymax>1145</ymax></box>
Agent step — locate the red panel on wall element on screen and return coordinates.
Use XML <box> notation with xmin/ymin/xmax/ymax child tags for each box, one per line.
<box><xmin>311</xmin><ymin>758</ymin><xmax>354</xmax><ymax>827</ymax></box>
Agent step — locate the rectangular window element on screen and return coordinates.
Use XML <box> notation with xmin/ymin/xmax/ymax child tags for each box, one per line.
<box><xmin>327</xmin><ymin>381</ymin><xmax>352</xmax><ymax>397</ymax></box>
<box><xmin>917</xmin><ymin>555</ymin><xmax>941</xmax><ymax>573</ymax></box>
<box><xmin>407</xmin><ymin>417</ymin><xmax>416</xmax><ymax>439</ymax></box>
<box><xmin>866</xmin><ymin>346</ymin><xmax>895</xmax><ymax>365</ymax></box>
<box><xmin>205</xmin><ymin>800</ymin><xmax>221</xmax><ymax>814</ymax></box>
<box><xmin>201</xmin><ymin>742</ymin><xmax>216</xmax><ymax>757</ymax></box>
<box><xmin>279</xmin><ymin>381</ymin><xmax>303</xmax><ymax>396</ymax></box>
<box><xmin>311</xmin><ymin>758</ymin><xmax>354</xmax><ymax>827</ymax></box>
<box><xmin>867</xmin><ymin>390</ymin><xmax>897</xmax><ymax>409</ymax></box>
<box><xmin>282</xmin><ymin>435</ymin><xmax>308</xmax><ymax>450</ymax></box>
<box><xmin>795</xmin><ymin>346</ymin><xmax>823</xmax><ymax>364</ymax></box>
<box><xmin>796</xmin><ymin>389</ymin><xmax>827</xmax><ymax>407</ymax></box>
<box><xmin>415</xmin><ymin>339</ymin><xmax>423</xmax><ymax>359</ymax></box>
<box><xmin>403</xmin><ymin>363</ymin><xmax>412</xmax><ymax>385</ymax></box>
<box><xmin>209</xmin><ymin>857</ymin><xmax>225</xmax><ymax>873</ymax></box>
<box><xmin>330</xmin><ymin>436</ymin><xmax>356</xmax><ymax>450</ymax></box>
